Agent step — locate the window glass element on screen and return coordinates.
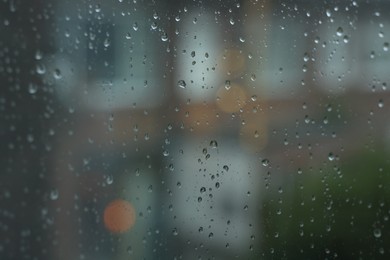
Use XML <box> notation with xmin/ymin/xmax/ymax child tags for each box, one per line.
<box><xmin>1</xmin><ymin>0</ymin><xmax>390</xmax><ymax>259</ymax></box>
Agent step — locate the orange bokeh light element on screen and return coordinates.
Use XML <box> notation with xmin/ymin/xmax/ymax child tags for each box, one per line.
<box><xmin>103</xmin><ymin>199</ymin><xmax>136</xmax><ymax>233</ymax></box>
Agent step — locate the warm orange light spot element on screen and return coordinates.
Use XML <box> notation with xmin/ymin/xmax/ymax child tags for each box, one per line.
<box><xmin>103</xmin><ymin>199</ymin><xmax>136</xmax><ymax>233</ymax></box>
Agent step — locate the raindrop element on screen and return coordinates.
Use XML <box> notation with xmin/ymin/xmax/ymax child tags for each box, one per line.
<box><xmin>378</xmin><ymin>99</ymin><xmax>384</xmax><ymax>108</ymax></box>
<box><xmin>250</xmin><ymin>74</ymin><xmax>256</xmax><ymax>81</ymax></box>
<box><xmin>94</xmin><ymin>4</ymin><xmax>101</xmax><ymax>13</ymax></box>
<box><xmin>328</xmin><ymin>153</ymin><xmax>335</xmax><ymax>161</ymax></box>
<box><xmin>103</xmin><ymin>38</ymin><xmax>110</xmax><ymax>47</ymax></box>
<box><xmin>224</xmin><ymin>80</ymin><xmax>231</xmax><ymax>90</ymax></box>
<box><xmin>53</xmin><ymin>69</ymin><xmax>62</xmax><ymax>80</ymax></box>
<box><xmin>374</xmin><ymin>228</ymin><xmax>382</xmax><ymax>238</ymax></box>
<box><xmin>200</xmin><ymin>187</ymin><xmax>206</xmax><ymax>193</ymax></box>
<box><xmin>36</xmin><ymin>64</ymin><xmax>46</xmax><ymax>75</ymax></box>
<box><xmin>28</xmin><ymin>83</ymin><xmax>38</xmax><ymax>94</ymax></box>
<box><xmin>303</xmin><ymin>52</ymin><xmax>309</xmax><ymax>62</ymax></box>
<box><xmin>35</xmin><ymin>50</ymin><xmax>43</xmax><ymax>60</ymax></box>
<box><xmin>336</xmin><ymin>27</ymin><xmax>343</xmax><ymax>37</ymax></box>
<box><xmin>209</xmin><ymin>140</ymin><xmax>218</xmax><ymax>148</ymax></box>
<box><xmin>261</xmin><ymin>159</ymin><xmax>270</xmax><ymax>167</ymax></box>
<box><xmin>161</xmin><ymin>33</ymin><xmax>168</xmax><ymax>42</ymax></box>
<box><xmin>132</xmin><ymin>22</ymin><xmax>139</xmax><ymax>31</ymax></box>
<box><xmin>50</xmin><ymin>189</ymin><xmax>59</xmax><ymax>200</ymax></box>
<box><xmin>223</xmin><ymin>165</ymin><xmax>229</xmax><ymax>171</ymax></box>
<box><xmin>105</xmin><ymin>175</ymin><xmax>113</xmax><ymax>185</ymax></box>
<box><xmin>177</xmin><ymin>80</ymin><xmax>186</xmax><ymax>89</ymax></box>
<box><xmin>383</xmin><ymin>42</ymin><xmax>389</xmax><ymax>52</ymax></box>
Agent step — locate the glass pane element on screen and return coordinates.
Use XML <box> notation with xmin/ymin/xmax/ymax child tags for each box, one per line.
<box><xmin>2</xmin><ymin>0</ymin><xmax>390</xmax><ymax>259</ymax></box>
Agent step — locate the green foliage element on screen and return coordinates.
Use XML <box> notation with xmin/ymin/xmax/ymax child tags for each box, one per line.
<box><xmin>262</xmin><ymin>148</ymin><xmax>390</xmax><ymax>259</ymax></box>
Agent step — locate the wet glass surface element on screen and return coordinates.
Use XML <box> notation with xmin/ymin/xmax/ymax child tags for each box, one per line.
<box><xmin>1</xmin><ymin>0</ymin><xmax>390</xmax><ymax>259</ymax></box>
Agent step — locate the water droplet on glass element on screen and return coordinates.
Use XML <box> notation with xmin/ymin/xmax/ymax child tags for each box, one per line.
<box><xmin>224</xmin><ymin>80</ymin><xmax>231</xmax><ymax>90</ymax></box>
<box><xmin>36</xmin><ymin>64</ymin><xmax>46</xmax><ymax>75</ymax></box>
<box><xmin>261</xmin><ymin>159</ymin><xmax>270</xmax><ymax>167</ymax></box>
<box><xmin>328</xmin><ymin>152</ymin><xmax>335</xmax><ymax>161</ymax></box>
<box><xmin>132</xmin><ymin>22</ymin><xmax>139</xmax><ymax>31</ymax></box>
<box><xmin>95</xmin><ymin>4</ymin><xmax>101</xmax><ymax>13</ymax></box>
<box><xmin>336</xmin><ymin>27</ymin><xmax>343</xmax><ymax>37</ymax></box>
<box><xmin>374</xmin><ymin>228</ymin><xmax>382</xmax><ymax>238</ymax></box>
<box><xmin>103</xmin><ymin>38</ymin><xmax>110</xmax><ymax>47</ymax></box>
<box><xmin>383</xmin><ymin>42</ymin><xmax>389</xmax><ymax>52</ymax></box>
<box><xmin>378</xmin><ymin>99</ymin><xmax>384</xmax><ymax>108</ymax></box>
<box><xmin>209</xmin><ymin>140</ymin><xmax>218</xmax><ymax>148</ymax></box>
<box><xmin>303</xmin><ymin>52</ymin><xmax>310</xmax><ymax>62</ymax></box>
<box><xmin>223</xmin><ymin>165</ymin><xmax>229</xmax><ymax>171</ymax></box>
<box><xmin>50</xmin><ymin>189</ymin><xmax>59</xmax><ymax>200</ymax></box>
<box><xmin>151</xmin><ymin>22</ymin><xmax>157</xmax><ymax>30</ymax></box>
<box><xmin>200</xmin><ymin>187</ymin><xmax>206</xmax><ymax>193</ymax></box>
<box><xmin>161</xmin><ymin>33</ymin><xmax>168</xmax><ymax>42</ymax></box>
<box><xmin>53</xmin><ymin>69</ymin><xmax>62</xmax><ymax>80</ymax></box>
<box><xmin>105</xmin><ymin>175</ymin><xmax>113</xmax><ymax>185</ymax></box>
<box><xmin>250</xmin><ymin>74</ymin><xmax>256</xmax><ymax>81</ymax></box>
<box><xmin>177</xmin><ymin>80</ymin><xmax>186</xmax><ymax>89</ymax></box>
<box><xmin>35</xmin><ymin>50</ymin><xmax>43</xmax><ymax>60</ymax></box>
<box><xmin>28</xmin><ymin>83</ymin><xmax>38</xmax><ymax>94</ymax></box>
